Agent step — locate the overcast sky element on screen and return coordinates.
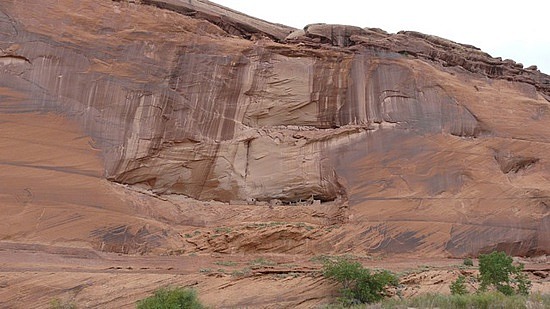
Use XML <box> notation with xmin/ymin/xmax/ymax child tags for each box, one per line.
<box><xmin>211</xmin><ymin>0</ymin><xmax>549</xmax><ymax>74</ymax></box>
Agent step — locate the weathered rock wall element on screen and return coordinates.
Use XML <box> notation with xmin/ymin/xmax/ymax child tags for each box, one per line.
<box><xmin>1</xmin><ymin>0</ymin><xmax>548</xmax><ymax>256</ymax></box>
<box><xmin>0</xmin><ymin>1</ymin><xmax>490</xmax><ymax>202</ymax></box>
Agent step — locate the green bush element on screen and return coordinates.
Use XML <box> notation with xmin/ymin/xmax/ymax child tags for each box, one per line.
<box><xmin>323</xmin><ymin>258</ymin><xmax>398</xmax><ymax>305</ymax></box>
<box><xmin>450</xmin><ymin>275</ymin><xmax>469</xmax><ymax>295</ymax></box>
<box><xmin>462</xmin><ymin>257</ymin><xmax>474</xmax><ymax>266</ymax></box>
<box><xmin>136</xmin><ymin>287</ymin><xmax>205</xmax><ymax>309</ymax></box>
<box><xmin>49</xmin><ymin>298</ymin><xmax>77</xmax><ymax>309</ymax></box>
<box><xmin>478</xmin><ymin>251</ymin><xmax>531</xmax><ymax>295</ymax></box>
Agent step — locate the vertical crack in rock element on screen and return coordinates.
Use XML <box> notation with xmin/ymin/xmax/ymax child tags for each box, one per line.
<box><xmin>311</xmin><ymin>55</ymin><xmax>351</xmax><ymax>128</ymax></box>
<box><xmin>243</xmin><ymin>138</ymin><xmax>251</xmax><ymax>181</ymax></box>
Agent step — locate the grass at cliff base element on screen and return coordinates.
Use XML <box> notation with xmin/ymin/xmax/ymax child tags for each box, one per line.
<box><xmin>323</xmin><ymin>292</ymin><xmax>550</xmax><ymax>309</ymax></box>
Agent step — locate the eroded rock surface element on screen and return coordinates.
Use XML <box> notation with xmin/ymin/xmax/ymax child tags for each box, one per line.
<box><xmin>0</xmin><ymin>0</ymin><xmax>548</xmax><ymax>257</ymax></box>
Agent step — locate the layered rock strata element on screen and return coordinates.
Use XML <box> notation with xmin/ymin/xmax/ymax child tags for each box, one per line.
<box><xmin>0</xmin><ymin>0</ymin><xmax>548</xmax><ymax>256</ymax></box>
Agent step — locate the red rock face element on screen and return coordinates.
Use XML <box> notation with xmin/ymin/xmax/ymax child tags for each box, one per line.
<box><xmin>0</xmin><ymin>0</ymin><xmax>548</xmax><ymax>256</ymax></box>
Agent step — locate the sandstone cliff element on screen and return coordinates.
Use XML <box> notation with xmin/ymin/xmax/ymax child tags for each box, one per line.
<box><xmin>0</xmin><ymin>0</ymin><xmax>548</xmax><ymax>257</ymax></box>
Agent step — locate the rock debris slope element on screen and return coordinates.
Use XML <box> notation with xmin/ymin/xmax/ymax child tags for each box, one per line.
<box><xmin>0</xmin><ymin>0</ymin><xmax>549</xmax><ymax>256</ymax></box>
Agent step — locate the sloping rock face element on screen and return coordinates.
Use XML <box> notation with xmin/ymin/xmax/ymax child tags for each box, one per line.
<box><xmin>0</xmin><ymin>0</ymin><xmax>549</xmax><ymax>256</ymax></box>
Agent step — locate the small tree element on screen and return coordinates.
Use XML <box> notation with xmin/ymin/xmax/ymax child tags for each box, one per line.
<box><xmin>450</xmin><ymin>275</ymin><xmax>469</xmax><ymax>295</ymax></box>
<box><xmin>323</xmin><ymin>258</ymin><xmax>398</xmax><ymax>305</ymax></box>
<box><xmin>478</xmin><ymin>251</ymin><xmax>531</xmax><ymax>296</ymax></box>
<box><xmin>136</xmin><ymin>287</ymin><xmax>205</xmax><ymax>309</ymax></box>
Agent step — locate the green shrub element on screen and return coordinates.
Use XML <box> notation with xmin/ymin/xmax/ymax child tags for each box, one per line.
<box><xmin>478</xmin><ymin>251</ymin><xmax>531</xmax><ymax>295</ymax></box>
<box><xmin>450</xmin><ymin>275</ymin><xmax>469</xmax><ymax>295</ymax></box>
<box><xmin>214</xmin><ymin>260</ymin><xmax>237</xmax><ymax>266</ymax></box>
<box><xmin>136</xmin><ymin>287</ymin><xmax>205</xmax><ymax>309</ymax></box>
<box><xmin>49</xmin><ymin>298</ymin><xmax>77</xmax><ymax>309</ymax></box>
<box><xmin>462</xmin><ymin>257</ymin><xmax>474</xmax><ymax>266</ymax></box>
<box><xmin>323</xmin><ymin>258</ymin><xmax>398</xmax><ymax>305</ymax></box>
<box><xmin>231</xmin><ymin>267</ymin><xmax>252</xmax><ymax>277</ymax></box>
<box><xmin>249</xmin><ymin>257</ymin><xmax>276</xmax><ymax>266</ymax></box>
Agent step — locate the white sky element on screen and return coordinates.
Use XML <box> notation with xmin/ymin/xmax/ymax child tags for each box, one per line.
<box><xmin>211</xmin><ymin>0</ymin><xmax>550</xmax><ymax>74</ymax></box>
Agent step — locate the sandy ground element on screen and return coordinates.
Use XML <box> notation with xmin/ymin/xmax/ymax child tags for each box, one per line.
<box><xmin>0</xmin><ymin>240</ymin><xmax>548</xmax><ymax>308</ymax></box>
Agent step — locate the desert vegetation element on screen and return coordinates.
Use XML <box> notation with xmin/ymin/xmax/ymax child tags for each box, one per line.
<box><xmin>350</xmin><ymin>292</ymin><xmax>550</xmax><ymax>309</ymax></box>
<box><xmin>320</xmin><ymin>251</ymin><xmax>541</xmax><ymax>308</ymax></box>
<box><xmin>462</xmin><ymin>257</ymin><xmax>474</xmax><ymax>266</ymax></box>
<box><xmin>322</xmin><ymin>258</ymin><xmax>399</xmax><ymax>305</ymax></box>
<box><xmin>477</xmin><ymin>251</ymin><xmax>531</xmax><ymax>296</ymax></box>
<box><xmin>49</xmin><ymin>298</ymin><xmax>77</xmax><ymax>309</ymax></box>
<box><xmin>136</xmin><ymin>287</ymin><xmax>205</xmax><ymax>309</ymax></box>
<box><xmin>449</xmin><ymin>275</ymin><xmax>469</xmax><ymax>295</ymax></box>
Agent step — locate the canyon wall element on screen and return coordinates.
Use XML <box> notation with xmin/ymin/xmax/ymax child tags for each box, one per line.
<box><xmin>0</xmin><ymin>0</ymin><xmax>548</xmax><ymax>256</ymax></box>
